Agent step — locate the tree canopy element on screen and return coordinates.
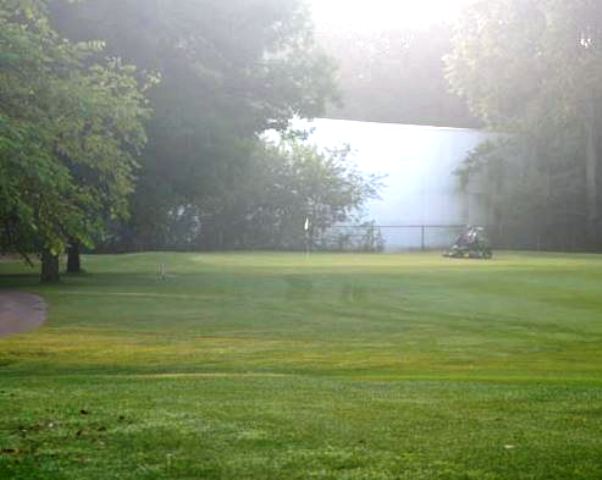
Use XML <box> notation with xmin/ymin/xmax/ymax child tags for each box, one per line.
<box><xmin>49</xmin><ymin>0</ymin><xmax>339</xmax><ymax>251</ymax></box>
<box><xmin>446</xmin><ymin>0</ymin><xmax>602</xmax><ymax>250</ymax></box>
<box><xmin>0</xmin><ymin>0</ymin><xmax>150</xmax><ymax>280</ymax></box>
<box><xmin>2</xmin><ymin>0</ymin><xmax>373</xmax><ymax>275</ymax></box>
<box><xmin>191</xmin><ymin>139</ymin><xmax>381</xmax><ymax>251</ymax></box>
<box><xmin>317</xmin><ymin>25</ymin><xmax>478</xmax><ymax>127</ymax></box>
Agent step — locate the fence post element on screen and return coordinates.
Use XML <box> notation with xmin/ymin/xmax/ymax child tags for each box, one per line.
<box><xmin>421</xmin><ymin>225</ymin><xmax>426</xmax><ymax>251</ymax></box>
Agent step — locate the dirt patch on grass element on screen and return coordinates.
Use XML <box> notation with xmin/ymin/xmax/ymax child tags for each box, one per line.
<box><xmin>0</xmin><ymin>292</ymin><xmax>47</xmax><ymax>338</ymax></box>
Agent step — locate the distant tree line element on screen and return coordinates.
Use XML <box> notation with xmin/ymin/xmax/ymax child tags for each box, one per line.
<box><xmin>100</xmin><ymin>140</ymin><xmax>380</xmax><ymax>252</ymax></box>
<box><xmin>6</xmin><ymin>0</ymin><xmax>599</xmax><ymax>281</ymax></box>
<box><xmin>1</xmin><ymin>0</ymin><xmax>379</xmax><ymax>281</ymax></box>
<box><xmin>317</xmin><ymin>25</ymin><xmax>479</xmax><ymax>128</ymax></box>
<box><xmin>322</xmin><ymin>2</ymin><xmax>602</xmax><ymax>251</ymax></box>
<box><xmin>447</xmin><ymin>0</ymin><xmax>602</xmax><ymax>251</ymax></box>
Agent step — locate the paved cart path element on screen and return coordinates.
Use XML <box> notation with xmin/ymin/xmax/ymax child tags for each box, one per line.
<box><xmin>0</xmin><ymin>292</ymin><xmax>47</xmax><ymax>338</ymax></box>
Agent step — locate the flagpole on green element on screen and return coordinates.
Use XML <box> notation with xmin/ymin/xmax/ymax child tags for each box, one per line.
<box><xmin>304</xmin><ymin>217</ymin><xmax>310</xmax><ymax>258</ymax></box>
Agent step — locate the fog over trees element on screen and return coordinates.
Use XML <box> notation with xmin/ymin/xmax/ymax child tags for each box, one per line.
<box><xmin>317</xmin><ymin>25</ymin><xmax>479</xmax><ymax>128</ymax></box>
<box><xmin>2</xmin><ymin>0</ymin><xmax>380</xmax><ymax>280</ymax></box>
<box><xmin>50</xmin><ymin>0</ymin><xmax>344</xmax><ymax>254</ymax></box>
<box><xmin>310</xmin><ymin>0</ymin><xmax>602</xmax><ymax>250</ymax></box>
<box><xmin>447</xmin><ymin>0</ymin><xmax>602</xmax><ymax>250</ymax></box>
<box><xmin>2</xmin><ymin>0</ymin><xmax>602</xmax><ymax>281</ymax></box>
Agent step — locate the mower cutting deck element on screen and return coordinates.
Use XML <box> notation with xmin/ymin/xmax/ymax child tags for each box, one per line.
<box><xmin>443</xmin><ymin>226</ymin><xmax>493</xmax><ymax>259</ymax></box>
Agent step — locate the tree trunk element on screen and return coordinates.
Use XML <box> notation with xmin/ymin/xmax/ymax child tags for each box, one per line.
<box><xmin>67</xmin><ymin>241</ymin><xmax>81</xmax><ymax>274</ymax></box>
<box><xmin>41</xmin><ymin>250</ymin><xmax>60</xmax><ymax>283</ymax></box>
<box><xmin>585</xmin><ymin>102</ymin><xmax>598</xmax><ymax>245</ymax></box>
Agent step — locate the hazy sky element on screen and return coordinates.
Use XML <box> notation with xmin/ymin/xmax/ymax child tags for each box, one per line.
<box><xmin>309</xmin><ymin>0</ymin><xmax>475</xmax><ymax>32</ymax></box>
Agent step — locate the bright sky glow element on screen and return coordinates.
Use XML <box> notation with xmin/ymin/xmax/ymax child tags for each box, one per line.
<box><xmin>309</xmin><ymin>0</ymin><xmax>474</xmax><ymax>32</ymax></box>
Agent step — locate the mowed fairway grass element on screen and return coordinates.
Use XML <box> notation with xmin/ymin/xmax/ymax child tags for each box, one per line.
<box><xmin>1</xmin><ymin>252</ymin><xmax>602</xmax><ymax>479</ymax></box>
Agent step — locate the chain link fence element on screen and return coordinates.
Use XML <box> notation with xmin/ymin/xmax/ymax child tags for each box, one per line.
<box><xmin>317</xmin><ymin>224</ymin><xmax>470</xmax><ymax>252</ymax></box>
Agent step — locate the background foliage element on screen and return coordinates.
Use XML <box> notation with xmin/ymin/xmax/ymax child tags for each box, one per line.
<box><xmin>447</xmin><ymin>0</ymin><xmax>602</xmax><ymax>250</ymax></box>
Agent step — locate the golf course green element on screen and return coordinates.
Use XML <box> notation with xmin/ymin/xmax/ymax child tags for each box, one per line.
<box><xmin>1</xmin><ymin>252</ymin><xmax>601</xmax><ymax>479</ymax></box>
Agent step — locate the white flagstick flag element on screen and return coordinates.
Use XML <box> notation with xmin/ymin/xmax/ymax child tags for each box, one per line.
<box><xmin>304</xmin><ymin>217</ymin><xmax>310</xmax><ymax>258</ymax></box>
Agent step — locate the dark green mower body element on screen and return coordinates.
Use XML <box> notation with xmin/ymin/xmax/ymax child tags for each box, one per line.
<box><xmin>444</xmin><ymin>226</ymin><xmax>492</xmax><ymax>259</ymax></box>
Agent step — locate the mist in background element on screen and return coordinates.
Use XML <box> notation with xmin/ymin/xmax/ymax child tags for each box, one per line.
<box><xmin>298</xmin><ymin>119</ymin><xmax>489</xmax><ymax>250</ymax></box>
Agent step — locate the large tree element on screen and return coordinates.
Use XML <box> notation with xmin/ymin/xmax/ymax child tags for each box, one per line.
<box><xmin>189</xmin><ymin>139</ymin><xmax>381</xmax><ymax>250</ymax></box>
<box><xmin>50</xmin><ymin>0</ymin><xmax>338</xmax><ymax>251</ymax></box>
<box><xmin>446</xmin><ymin>0</ymin><xmax>602</xmax><ymax>249</ymax></box>
<box><xmin>0</xmin><ymin>0</ymin><xmax>150</xmax><ymax>280</ymax></box>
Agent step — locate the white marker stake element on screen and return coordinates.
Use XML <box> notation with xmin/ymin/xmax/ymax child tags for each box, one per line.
<box><xmin>304</xmin><ymin>217</ymin><xmax>310</xmax><ymax>258</ymax></box>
